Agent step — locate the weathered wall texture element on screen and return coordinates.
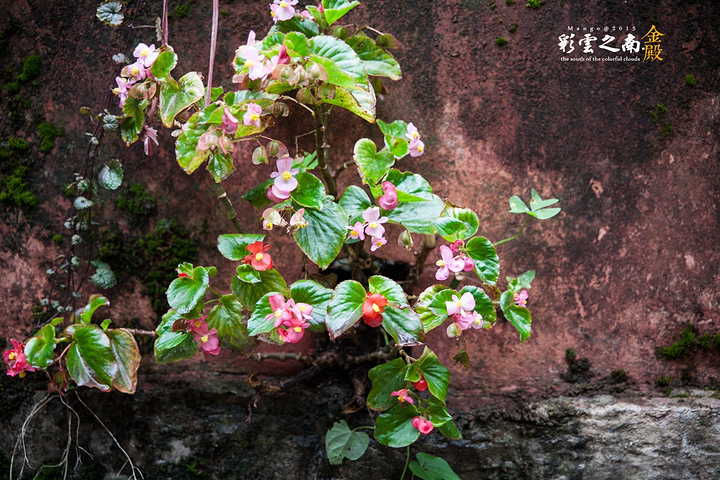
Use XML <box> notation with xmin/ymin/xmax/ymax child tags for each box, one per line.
<box><xmin>1</xmin><ymin>0</ymin><xmax>720</xmax><ymax>478</ymax></box>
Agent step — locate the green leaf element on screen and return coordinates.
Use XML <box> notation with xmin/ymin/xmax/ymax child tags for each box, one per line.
<box><xmin>290</xmin><ymin>279</ymin><xmax>333</xmax><ymax>332</ymax></box>
<box><xmin>443</xmin><ymin>206</ymin><xmax>479</xmax><ymax>239</ymax></box>
<box><xmin>290</xmin><ymin>172</ymin><xmax>326</xmax><ymax>209</ymax></box>
<box><xmin>120</xmin><ymin>96</ymin><xmax>146</xmax><ymax>145</ymax></box>
<box><xmin>509</xmin><ymin>195</ymin><xmax>530</xmax><ymax>214</ymax></box>
<box><xmin>409</xmin><ymin>453</ymin><xmax>462</xmax><ymax>480</ymax></box>
<box><xmin>353</xmin><ymin>139</ymin><xmax>395</xmax><ymax>185</ymax></box>
<box><xmin>374</xmin><ymin>404</ymin><xmax>421</xmax><ymax>447</ymax></box>
<box><xmin>501</xmin><ymin>291</ymin><xmax>532</xmax><ymax>342</ymax></box>
<box><xmin>325</xmin><ymin>420</ymin><xmax>370</xmax><ymax>465</ymax></box>
<box><xmin>24</xmin><ymin>324</ymin><xmax>56</xmax><ymax>369</ymax></box>
<box><xmin>530</xmin><ymin>188</ymin><xmax>559</xmax><ymax>210</ymax></box>
<box><xmin>232</xmin><ymin>269</ymin><xmax>289</xmax><ymax>311</ymax></box>
<box><xmin>345</xmin><ymin>33</ymin><xmax>401</xmax><ymax>80</ymax></box>
<box><xmin>293</xmin><ymin>198</ymin><xmax>348</xmax><ymax>270</ymax></box>
<box><xmin>207</xmin><ymin>295</ymin><xmax>257</xmax><ymax>353</ymax></box>
<box><xmin>175</xmin><ymin>111</ymin><xmax>210</xmax><ymax>175</ymax></box>
<box><xmin>416</xmin><ymin>347</ymin><xmax>450</xmax><ymax>403</ymax></box>
<box><xmin>217</xmin><ymin>234</ymin><xmax>266</xmax><ymax>261</ymax></box>
<box><xmin>459</xmin><ymin>285</ymin><xmax>496</xmax><ymax>324</ymax></box>
<box><xmin>321</xmin><ymin>0</ymin><xmax>360</xmax><ymax>26</ymax></box>
<box><xmin>377</xmin><ymin>119</ymin><xmax>408</xmax><ymax>138</ymax></box>
<box><xmin>154</xmin><ymin>310</ymin><xmax>197</xmax><ymax>364</ymax></box>
<box><xmin>247</xmin><ymin>292</ymin><xmax>281</xmax><ymax>336</ymax></box>
<box><xmin>207</xmin><ymin>150</ymin><xmax>235</xmax><ymax>183</ymax></box>
<box><xmin>518</xmin><ymin>270</ymin><xmax>536</xmax><ymax>288</ymax></box>
<box><xmin>368</xmin><ymin>275</ymin><xmax>408</xmax><ymax>307</ymax></box>
<box><xmin>66</xmin><ymin>325</ymin><xmax>117</xmax><ymax>392</ymax></box>
<box><xmin>242</xmin><ymin>178</ymin><xmax>274</xmax><ymax>210</ymax></box>
<box><xmin>338</xmin><ymin>185</ymin><xmax>371</xmax><ymax>225</ymax></box>
<box><xmin>284</xmin><ymin>31</ymin><xmax>309</xmax><ymax>56</ymax></box>
<box><xmin>382</xmin><ymin>307</ymin><xmax>424</xmax><ymax>347</ymax></box>
<box><xmin>211</xmin><ymin>86</ymin><xmax>224</xmax><ymax>102</ymax></box>
<box><xmin>91</xmin><ymin>260</ymin><xmax>117</xmax><ymax>289</ymax></box>
<box><xmin>107</xmin><ymin>329</ymin><xmax>141</xmax><ymax>394</ymax></box>
<box><xmin>96</xmin><ymin>1</ymin><xmax>124</xmax><ymax>26</ymax></box>
<box><xmin>432</xmin><ymin>217</ymin><xmax>467</xmax><ymax>242</ymax></box>
<box><xmin>453</xmin><ymin>349</ymin><xmax>470</xmax><ymax>369</ymax></box>
<box><xmin>262</xmin><ymin>31</ymin><xmax>286</xmax><ymax>50</ymax></box>
<box><xmin>309</xmin><ymin>35</ymin><xmax>368</xmax><ymax>87</ymax></box>
<box><xmin>465</xmin><ymin>236</ymin><xmax>500</xmax><ymax>286</ymax></box>
<box><xmin>273</xmin><ymin>15</ymin><xmax>320</xmax><ymax>37</ymax></box>
<box><xmin>533</xmin><ymin>207</ymin><xmax>561</xmax><ymax>220</ymax></box>
<box><xmin>378</xmin><ymin>170</ymin><xmax>443</xmax><ymax>233</ymax></box>
<box><xmin>79</xmin><ymin>295</ymin><xmax>110</xmax><ymax>325</ymax></box>
<box><xmin>150</xmin><ymin>51</ymin><xmax>178</xmax><ymax>80</ymax></box>
<box><xmin>98</xmin><ymin>159</ymin><xmax>123</xmax><ymax>190</ymax></box>
<box><xmin>159</xmin><ymin>72</ymin><xmax>205</xmax><ymax>128</ymax></box>
<box><xmin>236</xmin><ymin>264</ymin><xmax>261</xmax><ymax>284</ymax></box>
<box><xmin>166</xmin><ymin>266</ymin><xmax>210</xmax><ymax>314</ymax></box>
<box><xmin>326</xmin><ymin>280</ymin><xmax>366</xmax><ymax>339</ymax></box>
<box><xmin>414</xmin><ymin>287</ymin><xmax>456</xmax><ymax>332</ymax></box>
<box><xmin>367</xmin><ymin>358</ymin><xmax>409</xmax><ymax>411</ymax></box>
<box><xmin>438</xmin><ymin>419</ymin><xmax>462</xmax><ymax>440</ymax></box>
<box><xmin>321</xmin><ymin>85</ymin><xmax>376</xmax><ymax>123</ymax></box>
<box><xmin>426</xmin><ymin>397</ymin><xmax>453</xmax><ymax>426</ymax></box>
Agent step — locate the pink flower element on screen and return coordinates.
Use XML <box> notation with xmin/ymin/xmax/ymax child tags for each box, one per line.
<box><xmin>435</xmin><ymin>245</ymin><xmax>465</xmax><ymax>281</ymax></box>
<box><xmin>278</xmin><ymin>325</ymin><xmax>306</xmax><ymax>343</ymax></box>
<box><xmin>406</xmin><ymin>122</ymin><xmax>421</xmax><ymax>142</ymax></box>
<box><xmin>3</xmin><ymin>339</ymin><xmax>35</xmax><ymax>377</ymax></box>
<box><xmin>142</xmin><ymin>126</ymin><xmax>158</xmax><ymax>156</ymax></box>
<box><xmin>272</xmin><ymin>0</ymin><xmax>298</xmax><ymax>21</ymax></box>
<box><xmin>294</xmin><ymin>302</ymin><xmax>314</xmax><ymax>321</ymax></box>
<box><xmin>133</xmin><ymin>43</ymin><xmax>159</xmax><ymax>68</ymax></box>
<box><xmin>461</xmin><ymin>255</ymin><xmax>475</xmax><ymax>272</ymax></box>
<box><xmin>347</xmin><ymin>222</ymin><xmax>366</xmax><ymax>241</ymax></box>
<box><xmin>243</xmin><ymin>241</ymin><xmax>274</xmax><ymax>271</ymax></box>
<box><xmin>300</xmin><ymin>9</ymin><xmax>313</xmax><ymax>19</ymax></box>
<box><xmin>240</xmin><ymin>47</ymin><xmax>270</xmax><ymax>80</ymax></box>
<box><xmin>113</xmin><ymin>76</ymin><xmax>131</xmax><ymax>107</ymax></box>
<box><xmin>197</xmin><ymin>130</ymin><xmax>219</xmax><ymax>152</ymax></box>
<box><xmin>121</xmin><ymin>61</ymin><xmax>147</xmax><ymax>81</ymax></box>
<box><xmin>362</xmin><ymin>207</ymin><xmax>388</xmax><ymax>238</ymax></box>
<box><xmin>261</xmin><ymin>208</ymin><xmax>286</xmax><ymax>230</ymax></box>
<box><xmin>290</xmin><ymin>208</ymin><xmax>307</xmax><ymax>229</ymax></box>
<box><xmin>221</xmin><ymin>108</ymin><xmax>239</xmax><ymax>135</ymax></box>
<box><xmin>266</xmin><ymin>185</ymin><xmax>288</xmax><ymax>202</ymax></box>
<box><xmin>390</xmin><ymin>388</ymin><xmax>414</xmax><ymax>405</ymax></box>
<box><xmin>456</xmin><ymin>310</ymin><xmax>483</xmax><ymax>330</ymax></box>
<box><xmin>266</xmin><ymin>294</ymin><xmax>295</xmax><ymax>328</ymax></box>
<box><xmin>412</xmin><ymin>417</ymin><xmax>434</xmax><ymax>435</ymax></box>
<box><xmin>370</xmin><ymin>236</ymin><xmax>387</xmax><ymax>252</ymax></box>
<box><xmin>445</xmin><ymin>292</ymin><xmax>475</xmax><ymax>316</ymax></box>
<box><xmin>188</xmin><ymin>316</ymin><xmax>209</xmax><ymax>333</ymax></box>
<box><xmin>409</xmin><ymin>138</ymin><xmax>425</xmax><ymax>157</ymax></box>
<box><xmin>362</xmin><ymin>293</ymin><xmax>388</xmax><ymax>328</ymax></box>
<box><xmin>514</xmin><ymin>290</ymin><xmax>529</xmax><ymax>307</ymax></box>
<box><xmin>244</xmin><ymin>30</ymin><xmax>256</xmax><ymax>48</ymax></box>
<box><xmin>190</xmin><ymin>320</ymin><xmax>221</xmax><ymax>355</ymax></box>
<box><xmin>270</xmin><ymin>157</ymin><xmax>299</xmax><ymax>193</ymax></box>
<box><xmin>243</xmin><ymin>103</ymin><xmax>263</xmax><ymax>128</ymax></box>
<box><xmin>378</xmin><ymin>181</ymin><xmax>398</xmax><ymax>210</ymax></box>
<box><xmin>449</xmin><ymin>240</ymin><xmax>464</xmax><ymax>253</ymax></box>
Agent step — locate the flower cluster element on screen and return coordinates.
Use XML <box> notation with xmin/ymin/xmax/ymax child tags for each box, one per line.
<box><xmin>188</xmin><ymin>317</ymin><xmax>221</xmax><ymax>355</ymax></box>
<box><xmin>236</xmin><ymin>30</ymin><xmax>290</xmax><ymax>82</ymax></box>
<box><xmin>348</xmin><ymin>207</ymin><xmax>389</xmax><ymax>252</ymax></box>
<box><xmin>445</xmin><ymin>292</ymin><xmax>483</xmax><ymax>338</ymax></box>
<box><xmin>435</xmin><ymin>241</ymin><xmax>474</xmax><ymax>281</ymax></box>
<box><xmin>265</xmin><ymin>294</ymin><xmax>312</xmax><ymax>343</ymax></box>
<box><xmin>114</xmin><ymin>43</ymin><xmax>159</xmax><ymax>108</ymax></box>
<box><xmin>3</xmin><ymin>340</ymin><xmax>35</xmax><ymax>377</ymax></box>
<box><xmin>406</xmin><ymin>122</ymin><xmax>425</xmax><ymax>157</ymax></box>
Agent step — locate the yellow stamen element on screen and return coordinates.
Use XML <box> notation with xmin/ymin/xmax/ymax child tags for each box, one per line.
<box><xmin>9</xmin><ymin>352</ymin><xmax>16</xmax><ymax>360</ymax></box>
<box><xmin>456</xmin><ymin>300</ymin><xmax>463</xmax><ymax>307</ymax></box>
<box><xmin>436</xmin><ymin>260</ymin><xmax>445</xmax><ymax>267</ymax></box>
<box><xmin>251</xmin><ymin>113</ymin><xmax>260</xmax><ymax>122</ymax></box>
<box><xmin>412</xmin><ymin>132</ymin><xmax>419</xmax><ymax>139</ymax></box>
<box><xmin>141</xmin><ymin>48</ymin><xmax>150</xmax><ymax>57</ymax></box>
<box><xmin>299</xmin><ymin>305</ymin><xmax>306</xmax><ymax>312</ymax></box>
<box><xmin>369</xmin><ymin>222</ymin><xmax>378</xmax><ymax>229</ymax></box>
<box><xmin>417</xmin><ymin>145</ymin><xmax>424</xmax><ymax>153</ymax></box>
<box><xmin>19</xmin><ymin>372</ymin><xmax>26</xmax><ymax>378</ymax></box>
<box><xmin>372</xmin><ymin>304</ymin><xmax>380</xmax><ymax>313</ymax></box>
<box><xmin>282</xmin><ymin>171</ymin><xmax>292</xmax><ymax>180</ymax></box>
<box><xmin>274</xmin><ymin>309</ymin><xmax>283</xmax><ymax>318</ymax></box>
<box><xmin>131</xmin><ymin>66</ymin><xmax>139</xmax><ymax>75</ymax></box>
<box><xmin>255</xmin><ymin>253</ymin><xmax>264</xmax><ymax>261</ymax></box>
<box><xmin>264</xmin><ymin>221</ymin><xmax>273</xmax><ymax>230</ymax></box>
<box><xmin>195</xmin><ymin>321</ymin><xmax>202</xmax><ymax>327</ymax></box>
<box><xmin>244</xmin><ymin>59</ymin><xmax>254</xmax><ymax>68</ymax></box>
<box><xmin>351</xmin><ymin>230</ymin><xmax>358</xmax><ymax>236</ymax></box>
<box><xmin>293</xmin><ymin>326</ymin><xmax>303</xmax><ymax>333</ymax></box>
<box><xmin>201</xmin><ymin>335</ymin><xmax>209</xmax><ymax>343</ymax></box>
<box><xmin>280</xmin><ymin>1</ymin><xmax>288</xmax><ymax>7</ymax></box>
<box><xmin>398</xmin><ymin>396</ymin><xmax>405</xmax><ymax>402</ymax></box>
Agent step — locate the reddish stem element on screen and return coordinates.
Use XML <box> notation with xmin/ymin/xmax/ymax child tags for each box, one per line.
<box><xmin>205</xmin><ymin>0</ymin><xmax>220</xmax><ymax>106</ymax></box>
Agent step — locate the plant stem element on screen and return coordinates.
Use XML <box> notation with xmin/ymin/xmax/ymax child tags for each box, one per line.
<box><xmin>162</xmin><ymin>0</ymin><xmax>169</xmax><ymax>44</ymax></box>
<box><xmin>312</xmin><ymin>102</ymin><xmax>337</xmax><ymax>198</ymax></box>
<box><xmin>400</xmin><ymin>445</ymin><xmax>411</xmax><ymax>480</ymax></box>
<box><xmin>208</xmin><ymin>286</ymin><xmax>224</xmax><ymax>298</ymax></box>
<box><xmin>213</xmin><ymin>183</ymin><xmax>244</xmax><ymax>234</ymax></box>
<box><xmin>205</xmin><ymin>0</ymin><xmax>219</xmax><ymax>107</ymax></box>
<box><xmin>351</xmin><ymin>426</ymin><xmax>375</xmax><ymax>432</ymax></box>
<box><xmin>121</xmin><ymin>328</ymin><xmax>157</xmax><ymax>337</ymax></box>
<box><xmin>411</xmin><ymin>234</ymin><xmax>437</xmax><ymax>283</ymax></box>
<box><xmin>494</xmin><ymin>218</ymin><xmax>530</xmax><ymax>246</ymax></box>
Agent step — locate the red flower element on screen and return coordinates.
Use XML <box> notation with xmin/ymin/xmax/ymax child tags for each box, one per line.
<box><xmin>412</xmin><ymin>376</ymin><xmax>428</xmax><ymax>392</ymax></box>
<box><xmin>412</xmin><ymin>416</ymin><xmax>434</xmax><ymax>435</ymax></box>
<box><xmin>361</xmin><ymin>293</ymin><xmax>388</xmax><ymax>328</ymax></box>
<box><xmin>3</xmin><ymin>339</ymin><xmax>36</xmax><ymax>377</ymax></box>
<box><xmin>243</xmin><ymin>241</ymin><xmax>273</xmax><ymax>271</ymax></box>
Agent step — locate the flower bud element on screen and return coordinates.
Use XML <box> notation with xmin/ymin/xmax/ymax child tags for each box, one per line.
<box><xmin>446</xmin><ymin>322</ymin><xmax>462</xmax><ymax>338</ymax></box>
<box><xmin>319</xmin><ymin>83</ymin><xmax>335</xmax><ymax>100</ymax></box>
<box><xmin>296</xmin><ymin>88</ymin><xmax>313</xmax><ymax>105</ymax></box>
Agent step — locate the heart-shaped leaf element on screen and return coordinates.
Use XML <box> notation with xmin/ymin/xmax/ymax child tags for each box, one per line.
<box><xmin>465</xmin><ymin>236</ymin><xmax>500</xmax><ymax>286</ymax></box>
<box><xmin>24</xmin><ymin>324</ymin><xmax>56</xmax><ymax>369</ymax></box>
<box><xmin>381</xmin><ymin>307</ymin><xmax>424</xmax><ymax>347</ymax></box>
<box><xmin>96</xmin><ymin>1</ymin><xmax>124</xmax><ymax>26</ymax></box>
<box><xmin>432</xmin><ymin>217</ymin><xmax>467</xmax><ymax>242</ymax></box>
<box><xmin>353</xmin><ymin>139</ymin><xmax>395</xmax><ymax>185</ymax></box>
<box><xmin>367</xmin><ymin>358</ymin><xmax>408</xmax><ymax>411</ymax></box>
<box><xmin>207</xmin><ymin>295</ymin><xmax>257</xmax><ymax>353</ymax></box>
<box><xmin>500</xmin><ymin>291</ymin><xmax>532</xmax><ymax>342</ymax></box>
<box><xmin>415</xmin><ymin>347</ymin><xmax>450</xmax><ymax>404</ymax></box>
<box><xmin>290</xmin><ymin>279</ymin><xmax>333</xmax><ymax>332</ymax></box>
<box><xmin>321</xmin><ymin>0</ymin><xmax>360</xmax><ymax>26</ymax></box>
<box><xmin>443</xmin><ymin>206</ymin><xmax>479</xmax><ymax>239</ymax></box>
<box><xmin>368</xmin><ymin>275</ymin><xmax>408</xmax><ymax>307</ymax></box>
<box><xmin>293</xmin><ymin>198</ymin><xmax>348</xmax><ymax>270</ymax></box>
<box><xmin>339</xmin><ymin>185</ymin><xmax>372</xmax><ymax>225</ymax></box>
<box><xmin>207</xmin><ymin>150</ymin><xmax>235</xmax><ymax>183</ymax></box>
<box><xmin>98</xmin><ymin>159</ymin><xmax>124</xmax><ymax>190</ymax></box>
<box><xmin>326</xmin><ymin>280</ymin><xmax>366</xmax><ymax>339</ymax></box>
<box><xmin>409</xmin><ymin>453</ymin><xmax>462</xmax><ymax>480</ymax></box>
<box><xmin>175</xmin><ymin>111</ymin><xmax>211</xmax><ymax>175</ymax></box>
<box><xmin>66</xmin><ymin>324</ymin><xmax>117</xmax><ymax>392</ymax></box>
<box><xmin>166</xmin><ymin>265</ymin><xmax>210</xmax><ymax>314</ymax></box>
<box><xmin>160</xmin><ymin>72</ymin><xmax>204</xmax><ymax>128</ymax></box>
<box><xmin>325</xmin><ymin>420</ymin><xmax>370</xmax><ymax>465</ymax></box>
<box><xmin>150</xmin><ymin>51</ymin><xmax>178</xmax><ymax>81</ymax></box>
<box><xmin>231</xmin><ymin>268</ymin><xmax>289</xmax><ymax>311</ymax></box>
<box><xmin>374</xmin><ymin>404</ymin><xmax>420</xmax><ymax>447</ymax></box>
<box><xmin>290</xmin><ymin>172</ymin><xmax>326</xmax><ymax>209</ymax></box>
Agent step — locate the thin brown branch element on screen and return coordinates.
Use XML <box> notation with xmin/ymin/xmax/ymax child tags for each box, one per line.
<box><xmin>213</xmin><ymin>183</ymin><xmax>244</xmax><ymax>234</ymax></box>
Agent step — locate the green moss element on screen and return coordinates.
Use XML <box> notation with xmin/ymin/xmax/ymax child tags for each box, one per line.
<box><xmin>116</xmin><ymin>182</ymin><xmax>157</xmax><ymax>221</ymax></box>
<box><xmin>7</xmin><ymin>137</ymin><xmax>29</xmax><ymax>152</ymax></box>
<box><xmin>37</xmin><ymin>122</ymin><xmax>63</xmax><ymax>153</ymax></box>
<box><xmin>611</xmin><ymin>369</ymin><xmax>628</xmax><ymax>383</ymax></box>
<box><xmin>174</xmin><ymin>2</ymin><xmax>192</xmax><ymax>18</ymax></box>
<box><xmin>17</xmin><ymin>54</ymin><xmax>40</xmax><ymax>83</ymax></box>
<box><xmin>565</xmin><ymin>348</ymin><xmax>577</xmax><ymax>361</ymax></box>
<box><xmin>659</xmin><ymin>326</ymin><xmax>696</xmax><ymax>359</ymax></box>
<box><xmin>506</xmin><ymin>0</ymin><xmax>516</xmax><ymax>4</ymax></box>
<box><xmin>656</xmin><ymin>375</ymin><xmax>672</xmax><ymax>387</ymax></box>
<box><xmin>0</xmin><ymin>166</ymin><xmax>37</xmax><ymax>210</ymax></box>
<box><xmin>508</xmin><ymin>23</ymin><xmax>518</xmax><ymax>33</ymax></box>
<box><xmin>495</xmin><ymin>36</ymin><xmax>508</xmax><ymax>47</ymax></box>
<box><xmin>661</xmin><ymin>122</ymin><xmax>674</xmax><ymax>138</ymax></box>
<box><xmin>52</xmin><ymin>234</ymin><xmax>63</xmax><ymax>244</ymax></box>
<box><xmin>4</xmin><ymin>81</ymin><xmax>19</xmax><ymax>94</ymax></box>
<box><xmin>685</xmin><ymin>74</ymin><xmax>696</xmax><ymax>87</ymax></box>
<box><xmin>220</xmin><ymin>9</ymin><xmax>229</xmax><ymax>15</ymax></box>
<box><xmin>526</xmin><ymin>0</ymin><xmax>542</xmax><ymax>7</ymax></box>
